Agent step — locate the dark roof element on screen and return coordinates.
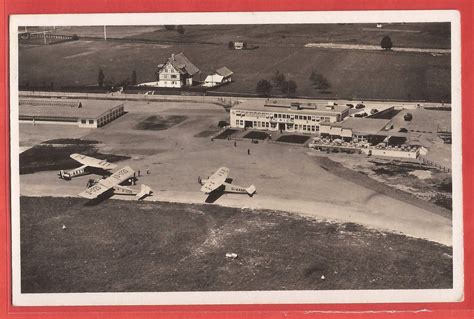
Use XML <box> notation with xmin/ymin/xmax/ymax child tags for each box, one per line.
<box><xmin>167</xmin><ymin>52</ymin><xmax>200</xmax><ymax>76</ymax></box>
<box><xmin>216</xmin><ymin>66</ymin><xmax>233</xmax><ymax>77</ymax></box>
<box><xmin>331</xmin><ymin>118</ymin><xmax>392</xmax><ymax>135</ymax></box>
<box><xmin>19</xmin><ymin>98</ymin><xmax>124</xmax><ymax>120</ymax></box>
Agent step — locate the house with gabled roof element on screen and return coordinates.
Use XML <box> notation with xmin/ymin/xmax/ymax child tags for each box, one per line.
<box><xmin>155</xmin><ymin>52</ymin><xmax>201</xmax><ymax>88</ymax></box>
<box><xmin>203</xmin><ymin>66</ymin><xmax>234</xmax><ymax>87</ymax></box>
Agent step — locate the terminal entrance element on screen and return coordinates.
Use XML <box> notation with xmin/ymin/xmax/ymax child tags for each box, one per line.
<box><xmin>244</xmin><ymin>120</ymin><xmax>253</xmax><ymax>128</ymax></box>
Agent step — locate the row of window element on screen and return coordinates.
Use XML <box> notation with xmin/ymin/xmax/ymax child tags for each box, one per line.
<box><xmin>19</xmin><ymin>115</ymin><xmax>77</xmax><ymax>123</ymax></box>
<box><xmin>161</xmin><ymin>74</ymin><xmax>178</xmax><ymax>79</ymax></box>
<box><xmin>234</xmin><ymin>119</ymin><xmax>319</xmax><ymax>132</ymax></box>
<box><xmin>294</xmin><ymin>124</ymin><xmax>319</xmax><ymax>132</ymax></box>
<box><xmin>235</xmin><ymin>111</ymin><xmax>332</xmax><ymax>122</ymax></box>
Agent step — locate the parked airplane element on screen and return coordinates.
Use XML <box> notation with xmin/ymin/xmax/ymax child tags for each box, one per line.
<box><xmin>58</xmin><ymin>153</ymin><xmax>117</xmax><ymax>180</ymax></box>
<box><xmin>199</xmin><ymin>167</ymin><xmax>256</xmax><ymax>203</ymax></box>
<box><xmin>79</xmin><ymin>166</ymin><xmax>153</xmax><ymax>201</ymax></box>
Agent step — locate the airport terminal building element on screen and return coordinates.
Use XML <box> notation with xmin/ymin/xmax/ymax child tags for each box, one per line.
<box><xmin>230</xmin><ymin>99</ymin><xmax>351</xmax><ymax>134</ymax></box>
<box><xmin>19</xmin><ymin>98</ymin><xmax>125</xmax><ymax>128</ymax></box>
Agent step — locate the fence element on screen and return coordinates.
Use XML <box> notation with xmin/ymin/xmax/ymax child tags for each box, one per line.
<box><xmin>419</xmin><ymin>157</ymin><xmax>451</xmax><ymax>173</ymax></box>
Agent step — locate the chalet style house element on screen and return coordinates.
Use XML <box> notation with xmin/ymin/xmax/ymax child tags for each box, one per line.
<box><xmin>156</xmin><ymin>53</ymin><xmax>201</xmax><ymax>88</ymax></box>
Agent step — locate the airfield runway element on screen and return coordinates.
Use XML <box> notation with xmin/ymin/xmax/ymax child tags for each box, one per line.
<box><xmin>18</xmin><ymin>100</ymin><xmax>452</xmax><ymax>246</ymax></box>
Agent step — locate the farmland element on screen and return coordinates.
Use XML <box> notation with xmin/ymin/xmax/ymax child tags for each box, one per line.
<box><xmin>18</xmin><ymin>23</ymin><xmax>451</xmax><ymax>102</ymax></box>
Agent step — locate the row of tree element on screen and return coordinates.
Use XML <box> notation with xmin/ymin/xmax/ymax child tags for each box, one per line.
<box><xmin>256</xmin><ymin>69</ymin><xmax>333</xmax><ymax>97</ymax></box>
<box><xmin>256</xmin><ymin>70</ymin><xmax>298</xmax><ymax>97</ymax></box>
<box><xmin>98</xmin><ymin>69</ymin><xmax>137</xmax><ymax>88</ymax></box>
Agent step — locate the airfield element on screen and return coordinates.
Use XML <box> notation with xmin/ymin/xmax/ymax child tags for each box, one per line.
<box><xmin>16</xmin><ymin>97</ymin><xmax>455</xmax><ymax>293</ymax></box>
<box><xmin>19</xmin><ymin>99</ymin><xmax>452</xmax><ymax>245</ymax></box>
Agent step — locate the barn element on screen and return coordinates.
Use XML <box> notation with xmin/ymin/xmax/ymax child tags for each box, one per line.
<box><xmin>203</xmin><ymin>66</ymin><xmax>233</xmax><ymax>87</ymax></box>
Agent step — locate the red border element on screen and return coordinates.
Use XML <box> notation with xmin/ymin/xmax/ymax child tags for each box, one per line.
<box><xmin>2</xmin><ymin>0</ymin><xmax>473</xmax><ymax>318</ymax></box>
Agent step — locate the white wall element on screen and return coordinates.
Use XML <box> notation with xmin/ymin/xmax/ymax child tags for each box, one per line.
<box><xmin>361</xmin><ymin>148</ymin><xmax>418</xmax><ymax>159</ymax></box>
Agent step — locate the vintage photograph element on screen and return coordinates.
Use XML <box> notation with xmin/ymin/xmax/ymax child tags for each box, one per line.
<box><xmin>10</xmin><ymin>11</ymin><xmax>462</xmax><ymax>305</ymax></box>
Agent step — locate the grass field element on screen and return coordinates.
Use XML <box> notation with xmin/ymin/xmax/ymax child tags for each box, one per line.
<box><xmin>18</xmin><ymin>23</ymin><xmax>451</xmax><ymax>102</ymax></box>
<box><xmin>243</xmin><ymin>131</ymin><xmax>270</xmax><ymax>140</ymax></box>
<box><xmin>133</xmin><ymin>115</ymin><xmax>187</xmax><ymax>131</ymax></box>
<box><xmin>276</xmin><ymin>135</ymin><xmax>310</xmax><ymax>144</ymax></box>
<box><xmin>20</xmin><ymin>196</ymin><xmax>452</xmax><ymax>293</ymax></box>
<box><xmin>19</xmin><ymin>139</ymin><xmax>129</xmax><ymax>174</ymax></box>
<box><xmin>45</xmin><ymin>23</ymin><xmax>450</xmax><ymax>49</ymax></box>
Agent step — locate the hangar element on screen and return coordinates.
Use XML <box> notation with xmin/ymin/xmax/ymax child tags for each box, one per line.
<box><xmin>230</xmin><ymin>99</ymin><xmax>350</xmax><ymax>134</ymax></box>
<box><xmin>19</xmin><ymin>98</ymin><xmax>125</xmax><ymax>128</ymax></box>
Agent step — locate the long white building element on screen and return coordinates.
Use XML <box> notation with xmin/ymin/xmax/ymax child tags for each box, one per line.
<box><xmin>230</xmin><ymin>98</ymin><xmax>350</xmax><ymax>134</ymax></box>
<box><xmin>19</xmin><ymin>98</ymin><xmax>125</xmax><ymax>128</ymax></box>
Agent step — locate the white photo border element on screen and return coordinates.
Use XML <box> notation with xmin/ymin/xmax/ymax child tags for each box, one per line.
<box><xmin>9</xmin><ymin>10</ymin><xmax>463</xmax><ymax>306</ymax></box>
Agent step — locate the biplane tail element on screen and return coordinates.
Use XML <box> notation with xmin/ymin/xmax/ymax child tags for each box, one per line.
<box><xmin>136</xmin><ymin>184</ymin><xmax>153</xmax><ymax>200</ymax></box>
<box><xmin>246</xmin><ymin>185</ymin><xmax>256</xmax><ymax>197</ymax></box>
<box><xmin>58</xmin><ymin>170</ymin><xmax>71</xmax><ymax>180</ymax></box>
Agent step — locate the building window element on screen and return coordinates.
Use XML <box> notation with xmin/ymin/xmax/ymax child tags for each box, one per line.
<box><xmin>81</xmin><ymin>119</ymin><xmax>86</xmax><ymax>124</ymax></box>
<box><xmin>171</xmin><ymin>75</ymin><xmax>177</xmax><ymax>79</ymax></box>
<box><xmin>89</xmin><ymin>120</ymin><xmax>94</xmax><ymax>124</ymax></box>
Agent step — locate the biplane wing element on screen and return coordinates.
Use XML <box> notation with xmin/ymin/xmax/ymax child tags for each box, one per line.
<box><xmin>70</xmin><ymin>153</ymin><xmax>117</xmax><ymax>170</ymax></box>
<box><xmin>200</xmin><ymin>167</ymin><xmax>230</xmax><ymax>194</ymax></box>
<box><xmin>78</xmin><ymin>166</ymin><xmax>135</xmax><ymax>199</ymax></box>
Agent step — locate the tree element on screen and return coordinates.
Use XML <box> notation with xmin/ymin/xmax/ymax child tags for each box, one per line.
<box><xmin>164</xmin><ymin>25</ymin><xmax>175</xmax><ymax>31</ymax></box>
<box><xmin>98</xmin><ymin>69</ymin><xmax>105</xmax><ymax>87</ymax></box>
<box><xmin>313</xmin><ymin>74</ymin><xmax>331</xmax><ymax>91</ymax></box>
<box><xmin>228</xmin><ymin>41</ymin><xmax>235</xmax><ymax>49</ymax></box>
<box><xmin>404</xmin><ymin>113</ymin><xmax>413</xmax><ymax>121</ymax></box>
<box><xmin>309</xmin><ymin>69</ymin><xmax>318</xmax><ymax>82</ymax></box>
<box><xmin>131</xmin><ymin>70</ymin><xmax>137</xmax><ymax>85</ymax></box>
<box><xmin>177</xmin><ymin>25</ymin><xmax>185</xmax><ymax>34</ymax></box>
<box><xmin>272</xmin><ymin>70</ymin><xmax>285</xmax><ymax>87</ymax></box>
<box><xmin>280</xmin><ymin>80</ymin><xmax>297</xmax><ymax>96</ymax></box>
<box><xmin>381</xmin><ymin>35</ymin><xmax>393</xmax><ymax>50</ymax></box>
<box><xmin>256</xmin><ymin>79</ymin><xmax>273</xmax><ymax>96</ymax></box>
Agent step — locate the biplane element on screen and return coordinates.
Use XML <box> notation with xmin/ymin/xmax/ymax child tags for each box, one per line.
<box><xmin>199</xmin><ymin>167</ymin><xmax>256</xmax><ymax>203</ymax></box>
<box><xmin>58</xmin><ymin>153</ymin><xmax>117</xmax><ymax>180</ymax></box>
<box><xmin>79</xmin><ymin>166</ymin><xmax>153</xmax><ymax>201</ymax></box>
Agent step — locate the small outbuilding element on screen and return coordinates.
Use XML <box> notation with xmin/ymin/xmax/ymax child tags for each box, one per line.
<box><xmin>203</xmin><ymin>67</ymin><xmax>234</xmax><ymax>87</ymax></box>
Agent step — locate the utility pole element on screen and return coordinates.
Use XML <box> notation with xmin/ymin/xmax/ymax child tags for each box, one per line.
<box><xmin>103</xmin><ymin>25</ymin><xmax>107</xmax><ymax>41</ymax></box>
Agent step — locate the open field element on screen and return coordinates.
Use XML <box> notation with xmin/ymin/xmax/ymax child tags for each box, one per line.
<box><xmin>20</xmin><ymin>196</ymin><xmax>452</xmax><ymax>293</ymax></box>
<box><xmin>45</xmin><ymin>23</ymin><xmax>450</xmax><ymax>49</ymax></box>
<box><xmin>19</xmin><ymin>23</ymin><xmax>451</xmax><ymax>102</ymax></box>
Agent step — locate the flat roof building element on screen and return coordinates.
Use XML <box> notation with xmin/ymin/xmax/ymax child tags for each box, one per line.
<box><xmin>320</xmin><ymin>117</ymin><xmax>408</xmax><ymax>144</ymax></box>
<box><xmin>230</xmin><ymin>98</ymin><xmax>350</xmax><ymax>134</ymax></box>
<box><xmin>19</xmin><ymin>98</ymin><xmax>125</xmax><ymax>128</ymax></box>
